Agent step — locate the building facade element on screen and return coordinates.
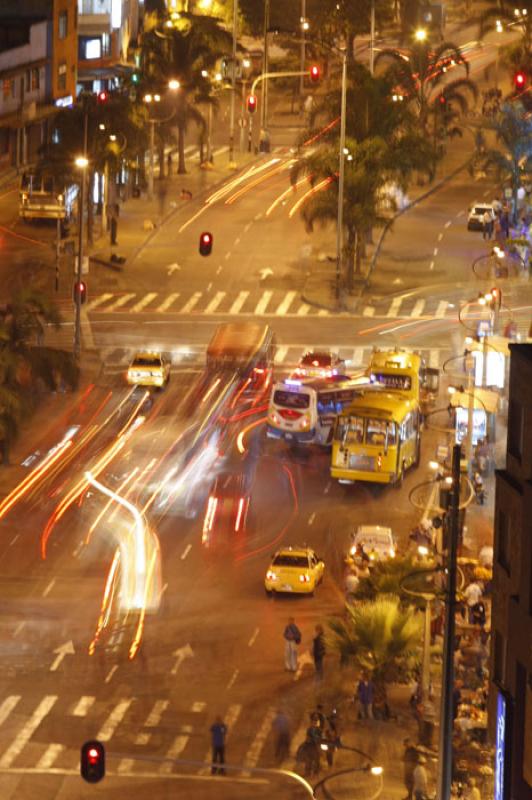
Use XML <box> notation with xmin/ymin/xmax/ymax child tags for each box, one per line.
<box><xmin>490</xmin><ymin>343</ymin><xmax>532</xmax><ymax>800</ymax></box>
<box><xmin>77</xmin><ymin>0</ymin><xmax>139</xmax><ymax>92</ymax></box>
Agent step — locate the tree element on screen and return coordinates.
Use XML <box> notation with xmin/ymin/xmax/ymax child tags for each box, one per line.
<box><xmin>480</xmin><ymin>2</ymin><xmax>532</xmax><ymax>75</ymax></box>
<box><xmin>374</xmin><ymin>39</ymin><xmax>477</xmax><ymax>140</ymax></box>
<box><xmin>327</xmin><ymin>596</ymin><xmax>423</xmax><ymax>684</ymax></box>
<box><xmin>350</xmin><ymin>556</ymin><xmax>430</xmax><ymax>608</ymax></box>
<box><xmin>477</xmin><ymin>102</ymin><xmax>532</xmax><ymax>222</ymax></box>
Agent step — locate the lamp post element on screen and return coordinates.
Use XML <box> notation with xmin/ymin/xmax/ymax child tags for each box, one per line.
<box><xmin>74</xmin><ymin>155</ymin><xmax>89</xmax><ymax>360</ymax></box>
<box><xmin>299</xmin><ymin>0</ymin><xmax>307</xmax><ymax>95</ymax></box>
<box><xmin>229</xmin><ymin>0</ymin><xmax>238</xmax><ymax>164</ymax></box>
<box><xmin>144</xmin><ymin>93</ymin><xmax>161</xmax><ymax>200</ymax></box>
<box><xmin>335</xmin><ymin>51</ymin><xmax>347</xmax><ymax>302</ymax></box>
<box><xmin>261</xmin><ymin>0</ymin><xmax>270</xmax><ymax>132</ymax></box>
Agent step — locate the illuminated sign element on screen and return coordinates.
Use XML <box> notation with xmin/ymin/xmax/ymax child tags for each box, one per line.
<box><xmin>55</xmin><ymin>95</ymin><xmax>73</xmax><ymax>108</ymax></box>
<box><xmin>494</xmin><ymin>690</ymin><xmax>510</xmax><ymax>800</ymax></box>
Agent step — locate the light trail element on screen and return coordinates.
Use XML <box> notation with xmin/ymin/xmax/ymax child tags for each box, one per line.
<box><xmin>288</xmin><ymin>176</ymin><xmax>333</xmax><ymax>218</ymax></box>
<box><xmin>200</xmin><ymin>377</ymin><xmax>221</xmax><ymax>405</ymax></box>
<box><xmin>236</xmin><ymin>416</ymin><xmax>267</xmax><ymax>455</ymax></box>
<box><xmin>224</xmin><ymin>161</ymin><xmax>291</xmax><ymax>205</ymax></box>
<box><xmin>89</xmin><ymin>547</ymin><xmax>121</xmax><ymax>655</ymax></box>
<box><xmin>302</xmin><ymin>116</ymin><xmax>340</xmax><ymax>146</ymax></box>
<box><xmin>85</xmin><ymin>467</ymin><xmax>139</xmax><ymax>545</ymax></box>
<box><xmin>265</xmin><ymin>177</ymin><xmax>308</xmax><ymax>217</ymax></box>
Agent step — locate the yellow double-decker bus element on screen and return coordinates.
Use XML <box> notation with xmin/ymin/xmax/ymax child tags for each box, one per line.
<box><xmin>368</xmin><ymin>349</ymin><xmax>424</xmax><ymax>400</ymax></box>
<box><xmin>330</xmin><ymin>390</ymin><xmax>421</xmax><ymax>485</ymax></box>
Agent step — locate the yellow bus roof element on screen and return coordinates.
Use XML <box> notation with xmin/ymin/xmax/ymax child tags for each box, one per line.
<box><xmin>339</xmin><ymin>390</ymin><xmax>418</xmax><ymax>419</ymax></box>
<box><xmin>369</xmin><ymin>349</ymin><xmax>422</xmax><ymax>373</ymax></box>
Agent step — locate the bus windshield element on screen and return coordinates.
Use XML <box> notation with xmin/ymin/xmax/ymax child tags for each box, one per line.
<box><xmin>372</xmin><ymin>372</ymin><xmax>412</xmax><ymax>390</ymax></box>
<box><xmin>273</xmin><ymin>390</ymin><xmax>310</xmax><ymax>409</ymax></box>
<box><xmin>336</xmin><ymin>416</ymin><xmax>397</xmax><ymax>446</ymax></box>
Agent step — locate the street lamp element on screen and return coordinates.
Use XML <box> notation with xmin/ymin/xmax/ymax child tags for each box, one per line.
<box><xmin>414</xmin><ymin>27</ymin><xmax>427</xmax><ymax>41</ymax></box>
<box><xmin>144</xmin><ymin>93</ymin><xmax>162</xmax><ymax>200</ymax></box>
<box><xmin>168</xmin><ymin>79</ymin><xmax>180</xmax><ymax>91</ymax></box>
<box><xmin>74</xmin><ymin>155</ymin><xmax>89</xmax><ymax>359</ymax></box>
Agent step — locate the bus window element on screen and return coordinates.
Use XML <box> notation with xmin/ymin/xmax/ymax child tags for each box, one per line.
<box><xmin>273</xmin><ymin>390</ymin><xmax>310</xmax><ymax>409</ymax></box>
<box><xmin>366</xmin><ymin>418</ymin><xmax>387</xmax><ymax>446</ymax></box>
<box><xmin>338</xmin><ymin>416</ymin><xmax>363</xmax><ymax>444</ymax></box>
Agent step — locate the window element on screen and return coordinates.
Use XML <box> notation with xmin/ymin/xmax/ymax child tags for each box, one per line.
<box><xmin>3</xmin><ymin>79</ymin><xmax>10</xmax><ymax>100</ymax></box>
<box><xmin>10</xmin><ymin>79</ymin><xmax>17</xmax><ymax>99</ymax></box>
<box><xmin>508</xmin><ymin>399</ymin><xmax>524</xmax><ymax>460</ymax></box>
<box><xmin>85</xmin><ymin>38</ymin><xmax>101</xmax><ymax>59</ymax></box>
<box><xmin>497</xmin><ymin>509</ymin><xmax>511</xmax><ymax>573</ymax></box>
<box><xmin>58</xmin><ymin>10</ymin><xmax>68</xmax><ymax>39</ymax></box>
<box><xmin>57</xmin><ymin>63</ymin><xmax>67</xmax><ymax>91</ymax></box>
<box><xmin>31</xmin><ymin>68</ymin><xmax>39</xmax><ymax>91</ymax></box>
<box><xmin>339</xmin><ymin>416</ymin><xmax>364</xmax><ymax>445</ymax></box>
<box><xmin>273</xmin><ymin>390</ymin><xmax>310</xmax><ymax>410</ymax></box>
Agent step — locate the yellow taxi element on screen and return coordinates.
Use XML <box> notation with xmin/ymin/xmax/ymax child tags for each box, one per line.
<box><xmin>265</xmin><ymin>546</ymin><xmax>324</xmax><ymax>596</ymax></box>
<box><xmin>126</xmin><ymin>351</ymin><xmax>170</xmax><ymax>388</ymax></box>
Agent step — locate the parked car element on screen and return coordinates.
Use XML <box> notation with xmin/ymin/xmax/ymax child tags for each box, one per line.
<box><xmin>348</xmin><ymin>525</ymin><xmax>397</xmax><ymax>562</ymax></box>
<box><xmin>467</xmin><ymin>203</ymin><xmax>495</xmax><ymax>232</ymax></box>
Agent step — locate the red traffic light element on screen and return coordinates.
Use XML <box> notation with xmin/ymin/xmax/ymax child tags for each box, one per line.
<box><xmin>199</xmin><ymin>231</ymin><xmax>213</xmax><ymax>256</ymax></box>
<box><xmin>97</xmin><ymin>90</ymin><xmax>109</xmax><ymax>103</ymax></box>
<box><xmin>247</xmin><ymin>94</ymin><xmax>257</xmax><ymax>114</ymax></box>
<box><xmin>514</xmin><ymin>71</ymin><xmax>526</xmax><ymax>90</ymax></box>
<box><xmin>309</xmin><ymin>65</ymin><xmax>320</xmax><ymax>82</ymax></box>
<box><xmin>81</xmin><ymin>740</ymin><xmax>105</xmax><ymax>783</ymax></box>
<box><xmin>73</xmin><ymin>280</ymin><xmax>87</xmax><ymax>305</ymax></box>
<box><xmin>490</xmin><ymin>286</ymin><xmax>502</xmax><ymax>308</ymax></box>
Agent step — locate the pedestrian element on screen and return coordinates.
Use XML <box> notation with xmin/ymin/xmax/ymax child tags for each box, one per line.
<box><xmin>157</xmin><ymin>180</ymin><xmax>168</xmax><ymax>217</ymax></box>
<box><xmin>402</xmin><ymin>738</ymin><xmax>419</xmax><ymax>800</ymax></box>
<box><xmin>482</xmin><ymin>210</ymin><xmax>492</xmax><ymax>240</ymax></box>
<box><xmin>210</xmin><ymin>715</ymin><xmax>227</xmax><ymax>775</ymax></box>
<box><xmin>466</xmin><ymin>777</ymin><xmax>481</xmax><ymax>800</ymax></box>
<box><xmin>109</xmin><ymin>202</ymin><xmax>119</xmax><ymax>246</ymax></box>
<box><xmin>297</xmin><ymin>729</ymin><xmax>320</xmax><ymax>778</ymax></box>
<box><xmin>501</xmin><ymin>208</ymin><xmax>510</xmax><ymax>239</ymax></box>
<box><xmin>413</xmin><ymin>755</ymin><xmax>429</xmax><ymax>800</ymax></box>
<box><xmin>470</xmin><ymin>599</ymin><xmax>486</xmax><ymax>628</ymax></box>
<box><xmin>312</xmin><ymin>624</ymin><xmax>326</xmax><ymax>682</ymax></box>
<box><xmin>283</xmin><ymin>617</ymin><xmax>301</xmax><ymax>672</ymax></box>
<box><xmin>272</xmin><ymin>709</ymin><xmax>291</xmax><ymax>764</ymax></box>
<box><xmin>356</xmin><ymin>672</ymin><xmax>374</xmax><ymax>719</ymax></box>
<box><xmin>167</xmin><ymin>151</ymin><xmax>173</xmax><ymax>176</ymax></box>
<box><xmin>464</xmin><ymin>580</ymin><xmax>483</xmax><ymax>624</ymax></box>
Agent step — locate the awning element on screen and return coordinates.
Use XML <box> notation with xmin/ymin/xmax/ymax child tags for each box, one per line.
<box><xmin>450</xmin><ymin>388</ymin><xmax>499</xmax><ymax>414</ymax></box>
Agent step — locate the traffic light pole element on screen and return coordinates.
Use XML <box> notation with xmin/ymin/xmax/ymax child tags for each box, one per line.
<box><xmin>249</xmin><ymin>70</ymin><xmax>310</xmax><ymax>152</ymax></box>
<box><xmin>229</xmin><ymin>0</ymin><xmax>238</xmax><ymax>164</ymax></box>
<box><xmin>74</xmin><ymin>103</ymin><xmax>89</xmax><ymax>360</ymax></box>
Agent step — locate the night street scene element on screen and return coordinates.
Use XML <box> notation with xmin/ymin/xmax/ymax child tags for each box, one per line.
<box><xmin>0</xmin><ymin>0</ymin><xmax>530</xmax><ymax>798</ymax></box>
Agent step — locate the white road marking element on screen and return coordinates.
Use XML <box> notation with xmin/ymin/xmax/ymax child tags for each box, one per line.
<box><xmin>456</xmin><ymin>210</ymin><xmax>465</xmax><ymax>218</ymax></box>
<box><xmin>226</xmin><ymin>669</ymin><xmax>239</xmax><ymax>689</ymax></box>
<box><xmin>275</xmin><ymin>291</ymin><xmax>297</xmax><ymax>316</ymax></box>
<box><xmin>254</xmin><ymin>213</ymin><xmax>262</xmax><ymax>220</ymax></box>
<box><xmin>274</xmin><ymin>346</ymin><xmax>288</xmax><ymax>364</ymax></box>
<box><xmin>204</xmin><ymin>291</ymin><xmax>226</xmax><ymax>314</ymax></box>
<box><xmin>198</xmin><ymin>704</ymin><xmax>242</xmax><ymax>776</ymax></box>
<box><xmin>13</xmin><ymin>622</ymin><xmax>25</xmax><ymax>637</ymax></box>
<box><xmin>308</xmin><ymin>512</ymin><xmax>316</xmax><ymax>525</ymax></box>
<box><xmin>0</xmin><ymin>696</ymin><xmax>57</xmax><ymax>768</ymax></box>
<box><xmin>324</xmin><ymin>481</ymin><xmax>331</xmax><ymax>494</ymax></box>
<box><xmin>244</xmin><ymin>222</ymin><xmax>252</xmax><ymax>232</ymax></box>
<box><xmin>248</xmin><ymin>628</ymin><xmax>260</xmax><ymax>647</ymax></box>
<box><xmin>180</xmin><ymin>544</ymin><xmax>192</xmax><ymax>560</ymax></box>
<box><xmin>235</xmin><ymin>237</ymin><xmax>241</xmax><ymax>245</ymax></box>
<box><xmin>362</xmin><ymin>306</ymin><xmax>375</xmax><ymax>317</ymax></box>
<box><xmin>296</xmin><ymin>303</ymin><xmax>311</xmax><ymax>316</ymax></box>
<box><xmin>229</xmin><ymin>291</ymin><xmax>249</xmax><ymax>314</ymax></box>
<box><xmin>156</xmin><ymin>292</ymin><xmax>180</xmax><ymax>312</ymax></box>
<box><xmin>243</xmin><ymin>707</ymin><xmax>276</xmax><ymax>773</ymax></box>
<box><xmin>438</xmin><ymin>232</ymin><xmax>443</xmax><ymax>241</ymax></box>
<box><xmin>224</xmin><ymin>252</ymin><xmax>231</xmax><ymax>260</ymax></box>
<box><xmin>352</xmin><ymin>347</ymin><xmax>363</xmax><ymax>365</ymax></box>
<box><xmin>160</xmin><ymin>727</ymin><xmax>193</xmax><ymax>774</ymax></box>
<box><xmin>86</xmin><ymin>293</ymin><xmax>113</xmax><ymax>311</ymax></box>
<box><xmin>433</xmin><ymin>247</ymin><xmax>438</xmax><ymax>257</ymax></box>
<box><xmin>42</xmin><ymin>579</ymin><xmax>55</xmax><ymax>597</ymax></box>
<box><xmin>0</xmin><ymin>696</ymin><xmax>20</xmax><ymax>728</ymax></box>
<box><xmin>167</xmin><ymin>263</ymin><xmax>180</xmax><ymax>276</ymax></box>
<box><xmin>411</xmin><ymin>299</ymin><xmax>426</xmax><ymax>317</ymax></box>
<box><xmin>435</xmin><ymin>300</ymin><xmax>448</xmax><ymax>318</ymax></box>
<box><xmin>72</xmin><ymin>696</ymin><xmax>95</xmax><ymax>717</ymax></box>
<box><xmin>133</xmin><ymin>700</ymin><xmax>170</xmax><ymax>749</ymax></box>
<box><xmin>386</xmin><ymin>297</ymin><xmax>403</xmax><ymax>317</ymax></box>
<box><xmin>216</xmin><ymin>265</ymin><xmax>222</xmax><ymax>274</ymax></box>
<box><xmin>161</xmin><ymin>582</ymin><xmax>168</xmax><ymax>595</ymax></box>
<box><xmin>96</xmin><ymin>699</ymin><xmax>132</xmax><ymax>742</ymax></box>
<box><xmin>36</xmin><ymin>744</ymin><xmax>64</xmax><ymax>770</ymax></box>
<box><xmin>254</xmin><ymin>291</ymin><xmax>273</xmax><ymax>315</ymax></box>
<box><xmin>104</xmin><ymin>665</ymin><xmax>118</xmax><ymax>684</ymax></box>
<box><xmin>317</xmin><ymin>309</ymin><xmax>328</xmax><ymax>316</ymax></box>
<box><xmin>191</xmin><ymin>702</ymin><xmax>206</xmax><ymax>712</ymax></box>
<box><xmin>445</xmin><ymin>220</ymin><xmax>452</xmax><ymax>228</ymax></box>
<box><xmin>105</xmin><ymin>293</ymin><xmax>136</xmax><ymax>312</ymax></box>
<box><xmin>10</xmin><ymin>534</ymin><xmax>19</xmax><ymax>546</ymax></box>
<box><xmin>206</xmin><ymin>282</ymin><xmax>212</xmax><ymax>292</ymax></box>
<box><xmin>131</xmin><ymin>293</ymin><xmax>157</xmax><ymax>313</ymax></box>
<box><xmin>180</xmin><ymin>292</ymin><xmax>202</xmax><ymax>313</ymax></box>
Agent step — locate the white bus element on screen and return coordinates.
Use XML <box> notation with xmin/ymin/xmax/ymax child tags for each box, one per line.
<box><xmin>267</xmin><ymin>374</ymin><xmax>369</xmax><ymax>446</ymax></box>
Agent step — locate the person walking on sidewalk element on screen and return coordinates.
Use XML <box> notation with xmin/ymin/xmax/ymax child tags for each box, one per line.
<box><xmin>312</xmin><ymin>624</ymin><xmax>326</xmax><ymax>682</ymax></box>
<box><xmin>272</xmin><ymin>709</ymin><xmax>291</xmax><ymax>764</ymax></box>
<box><xmin>482</xmin><ymin>210</ymin><xmax>493</xmax><ymax>240</ymax></box>
<box><xmin>413</xmin><ymin>755</ymin><xmax>429</xmax><ymax>800</ymax></box>
<box><xmin>283</xmin><ymin>617</ymin><xmax>301</xmax><ymax>672</ymax></box>
<box><xmin>210</xmin><ymin>715</ymin><xmax>227</xmax><ymax>775</ymax></box>
<box><xmin>402</xmin><ymin>738</ymin><xmax>419</xmax><ymax>800</ymax></box>
<box><xmin>356</xmin><ymin>672</ymin><xmax>374</xmax><ymax>719</ymax></box>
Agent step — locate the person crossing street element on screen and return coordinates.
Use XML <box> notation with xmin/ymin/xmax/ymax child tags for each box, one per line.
<box><xmin>283</xmin><ymin>617</ymin><xmax>301</xmax><ymax>672</ymax></box>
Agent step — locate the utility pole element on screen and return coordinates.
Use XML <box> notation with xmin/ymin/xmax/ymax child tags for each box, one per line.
<box><xmin>464</xmin><ymin>352</ymin><xmax>476</xmax><ymax>473</ymax></box>
<box><xmin>299</xmin><ymin>0</ymin><xmax>306</xmax><ymax>95</ymax></box>
<box><xmin>261</xmin><ymin>0</ymin><xmax>270</xmax><ymax>132</ymax></box>
<box><xmin>74</xmin><ymin>100</ymin><xmax>89</xmax><ymax>360</ymax></box>
<box><xmin>55</xmin><ymin>217</ymin><xmax>61</xmax><ymax>292</ymax></box>
<box><xmin>148</xmin><ymin>119</ymin><xmax>155</xmax><ymax>200</ymax></box>
<box><xmin>335</xmin><ymin>52</ymin><xmax>347</xmax><ymax>302</ymax></box>
<box><xmin>436</xmin><ymin>443</ymin><xmax>461</xmax><ymax>800</ymax></box>
<box><xmin>369</xmin><ymin>0</ymin><xmax>376</xmax><ymax>75</ymax></box>
<box><xmin>228</xmin><ymin>0</ymin><xmax>238</xmax><ymax>164</ymax></box>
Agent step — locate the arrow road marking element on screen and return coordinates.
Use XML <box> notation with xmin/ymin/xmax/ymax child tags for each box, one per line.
<box><xmin>171</xmin><ymin>643</ymin><xmax>194</xmax><ymax>675</ymax></box>
<box><xmin>167</xmin><ymin>263</ymin><xmax>181</xmax><ymax>275</ymax></box>
<box><xmin>50</xmin><ymin>640</ymin><xmax>75</xmax><ymax>672</ymax></box>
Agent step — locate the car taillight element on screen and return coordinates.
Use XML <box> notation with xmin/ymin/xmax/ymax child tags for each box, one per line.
<box><xmin>202</xmin><ymin>496</ymin><xmax>218</xmax><ymax>539</ymax></box>
<box><xmin>299</xmin><ymin>574</ymin><xmax>310</xmax><ymax>583</ymax></box>
<box><xmin>299</xmin><ymin>414</ymin><xmax>311</xmax><ymax>430</ymax></box>
<box><xmin>377</xmin><ymin>454</ymin><xmax>382</xmax><ymax>469</ymax></box>
<box><xmin>234</xmin><ymin>497</ymin><xmax>246</xmax><ymax>532</ymax></box>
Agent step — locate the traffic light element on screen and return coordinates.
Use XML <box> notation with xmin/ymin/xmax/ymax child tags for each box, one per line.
<box><xmin>514</xmin><ymin>70</ymin><xmax>526</xmax><ymax>91</ymax></box>
<box><xmin>81</xmin><ymin>740</ymin><xmax>105</xmax><ymax>783</ymax></box>
<box><xmin>131</xmin><ymin>72</ymin><xmax>140</xmax><ymax>84</ymax></box>
<box><xmin>73</xmin><ymin>280</ymin><xmax>87</xmax><ymax>305</ymax></box>
<box><xmin>439</xmin><ymin>93</ymin><xmax>446</xmax><ymax>105</ymax></box>
<box><xmin>247</xmin><ymin>94</ymin><xmax>257</xmax><ymax>114</ymax></box>
<box><xmin>199</xmin><ymin>231</ymin><xmax>213</xmax><ymax>256</ymax></box>
<box><xmin>490</xmin><ymin>286</ymin><xmax>502</xmax><ymax>309</ymax></box>
<box><xmin>309</xmin><ymin>64</ymin><xmax>320</xmax><ymax>82</ymax></box>
<box><xmin>97</xmin><ymin>90</ymin><xmax>109</xmax><ymax>103</ymax></box>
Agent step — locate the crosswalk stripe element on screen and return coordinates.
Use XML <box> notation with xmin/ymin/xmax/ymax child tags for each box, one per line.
<box><xmin>204</xmin><ymin>291</ymin><xmax>226</xmax><ymax>314</ymax></box>
<box><xmin>180</xmin><ymin>292</ymin><xmax>202</xmax><ymax>313</ymax></box>
<box><xmin>254</xmin><ymin>291</ymin><xmax>273</xmax><ymax>315</ymax></box>
<box><xmin>362</xmin><ymin>306</ymin><xmax>375</xmax><ymax>317</ymax></box>
<box><xmin>274</xmin><ymin>346</ymin><xmax>289</xmax><ymax>364</ymax></box>
<box><xmin>96</xmin><ymin>699</ymin><xmax>132</xmax><ymax>742</ymax></box>
<box><xmin>134</xmin><ymin>699</ymin><xmax>170</xmax><ymax>746</ymax></box>
<box><xmin>159</xmin><ymin>726</ymin><xmax>192</xmax><ymax>774</ymax></box>
<box><xmin>105</xmin><ymin>293</ymin><xmax>136</xmax><ymax>312</ymax></box>
<box><xmin>229</xmin><ymin>291</ymin><xmax>249</xmax><ymax>314</ymax></box>
<box><xmin>435</xmin><ymin>300</ymin><xmax>448</xmax><ymax>318</ymax></box>
<box><xmin>198</xmin><ymin>703</ymin><xmax>242</xmax><ymax>775</ymax></box>
<box><xmin>352</xmin><ymin>348</ymin><xmax>364</xmax><ymax>365</ymax></box>
<box><xmin>387</xmin><ymin>297</ymin><xmax>403</xmax><ymax>317</ymax></box>
<box><xmin>71</xmin><ymin>696</ymin><xmax>95</xmax><ymax>717</ymax></box>
<box><xmin>156</xmin><ymin>292</ymin><xmax>180</xmax><ymax>312</ymax></box>
<box><xmin>243</xmin><ymin>707</ymin><xmax>276</xmax><ymax>773</ymax></box>
<box><xmin>317</xmin><ymin>309</ymin><xmax>328</xmax><ymax>317</ymax></box>
<box><xmin>411</xmin><ymin>299</ymin><xmax>425</xmax><ymax>317</ymax></box>
<box><xmin>275</xmin><ymin>291</ymin><xmax>297</xmax><ymax>316</ymax></box>
<box><xmin>131</xmin><ymin>293</ymin><xmax>158</xmax><ymax>313</ymax></box>
<box><xmin>86</xmin><ymin>293</ymin><xmax>113</xmax><ymax>311</ymax></box>
<box><xmin>0</xmin><ymin>696</ymin><xmax>20</xmax><ymax>727</ymax></box>
<box><xmin>36</xmin><ymin>743</ymin><xmax>64</xmax><ymax>769</ymax></box>
<box><xmin>0</xmin><ymin>695</ymin><xmax>57</xmax><ymax>768</ymax></box>
<box><xmin>296</xmin><ymin>303</ymin><xmax>311</xmax><ymax>316</ymax></box>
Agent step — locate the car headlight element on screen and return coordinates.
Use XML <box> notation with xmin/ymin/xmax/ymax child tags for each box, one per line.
<box><xmin>299</xmin><ymin>574</ymin><xmax>310</xmax><ymax>583</ymax></box>
<box><xmin>266</xmin><ymin>570</ymin><xmax>277</xmax><ymax>581</ymax></box>
<box><xmin>349</xmin><ymin>545</ymin><xmax>356</xmax><ymax>556</ymax></box>
<box><xmin>389</xmin><ymin>548</ymin><xmax>396</xmax><ymax>558</ymax></box>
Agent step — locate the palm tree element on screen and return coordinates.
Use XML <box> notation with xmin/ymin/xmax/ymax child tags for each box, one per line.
<box><xmin>374</xmin><ymin>39</ymin><xmax>477</xmax><ymax>139</ymax></box>
<box><xmin>351</xmin><ymin>556</ymin><xmax>429</xmax><ymax>608</ymax></box>
<box><xmin>479</xmin><ymin>102</ymin><xmax>532</xmax><ymax>222</ymax></box>
<box><xmin>327</xmin><ymin>597</ymin><xmax>423</xmax><ymax>699</ymax></box>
